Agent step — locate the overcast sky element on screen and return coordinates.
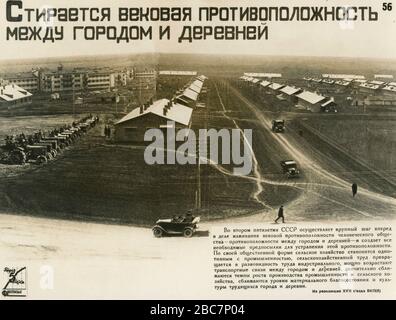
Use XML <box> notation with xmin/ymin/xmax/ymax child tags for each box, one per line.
<box><xmin>0</xmin><ymin>0</ymin><xmax>395</xmax><ymax>61</ymax></box>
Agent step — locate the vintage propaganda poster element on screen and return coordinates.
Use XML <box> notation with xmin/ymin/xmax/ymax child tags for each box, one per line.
<box><xmin>0</xmin><ymin>0</ymin><xmax>395</xmax><ymax>306</ymax></box>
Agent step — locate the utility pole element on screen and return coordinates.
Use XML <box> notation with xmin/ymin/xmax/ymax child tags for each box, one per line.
<box><xmin>196</xmin><ymin>154</ymin><xmax>202</xmax><ymax>210</ymax></box>
<box><xmin>72</xmin><ymin>84</ymin><xmax>75</xmax><ymax>118</ymax></box>
<box><xmin>115</xmin><ymin>90</ymin><xmax>118</xmax><ymax>114</ymax></box>
<box><xmin>195</xmin><ymin>86</ymin><xmax>210</xmax><ymax>211</ymax></box>
<box><xmin>139</xmin><ymin>81</ymin><xmax>142</xmax><ymax>106</ymax></box>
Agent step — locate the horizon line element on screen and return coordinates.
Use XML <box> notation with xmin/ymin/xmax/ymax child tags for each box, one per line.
<box><xmin>0</xmin><ymin>51</ymin><xmax>395</xmax><ymax>65</ymax></box>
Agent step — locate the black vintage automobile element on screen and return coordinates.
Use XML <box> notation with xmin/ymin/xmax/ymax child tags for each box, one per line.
<box><xmin>272</xmin><ymin>120</ymin><xmax>285</xmax><ymax>133</ymax></box>
<box><xmin>152</xmin><ymin>216</ymin><xmax>201</xmax><ymax>238</ymax></box>
<box><xmin>280</xmin><ymin>160</ymin><xmax>300</xmax><ymax>178</ymax></box>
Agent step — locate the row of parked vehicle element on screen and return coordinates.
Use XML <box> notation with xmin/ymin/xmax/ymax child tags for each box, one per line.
<box><xmin>0</xmin><ymin>115</ymin><xmax>99</xmax><ymax>165</ymax></box>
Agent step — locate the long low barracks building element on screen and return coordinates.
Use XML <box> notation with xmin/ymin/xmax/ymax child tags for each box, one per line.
<box><xmin>114</xmin><ymin>75</ymin><xmax>207</xmax><ymax>142</ymax></box>
<box><xmin>114</xmin><ymin>99</ymin><xmax>193</xmax><ymax>142</ymax></box>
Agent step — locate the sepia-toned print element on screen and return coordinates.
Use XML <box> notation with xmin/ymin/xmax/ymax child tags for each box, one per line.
<box><xmin>0</xmin><ymin>0</ymin><xmax>395</xmax><ymax>300</ymax></box>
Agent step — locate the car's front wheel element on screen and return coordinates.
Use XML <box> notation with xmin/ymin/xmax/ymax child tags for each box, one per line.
<box><xmin>183</xmin><ymin>228</ymin><xmax>194</xmax><ymax>238</ymax></box>
<box><xmin>153</xmin><ymin>227</ymin><xmax>163</xmax><ymax>238</ymax></box>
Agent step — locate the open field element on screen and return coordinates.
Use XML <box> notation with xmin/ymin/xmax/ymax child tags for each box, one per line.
<box><xmin>303</xmin><ymin>118</ymin><xmax>396</xmax><ymax>175</ymax></box>
<box><xmin>0</xmin><ymin>114</ymin><xmax>83</xmax><ymax>139</ymax></box>
<box><xmin>0</xmin><ymin>90</ymin><xmax>151</xmax><ymax>117</ymax></box>
<box><xmin>0</xmin><ymin>143</ymin><xmax>259</xmax><ymax>226</ymax></box>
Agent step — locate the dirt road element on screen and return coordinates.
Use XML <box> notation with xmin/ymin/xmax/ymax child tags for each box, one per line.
<box><xmin>216</xmin><ymin>80</ymin><xmax>396</xmax><ymax>222</ymax></box>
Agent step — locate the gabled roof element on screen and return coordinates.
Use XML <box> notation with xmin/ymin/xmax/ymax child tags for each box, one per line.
<box><xmin>280</xmin><ymin>86</ymin><xmax>302</xmax><ymax>96</ymax></box>
<box><xmin>268</xmin><ymin>83</ymin><xmax>284</xmax><ymax>90</ymax></box>
<box><xmin>182</xmin><ymin>88</ymin><xmax>199</xmax><ymax>101</ymax></box>
<box><xmin>175</xmin><ymin>96</ymin><xmax>191</xmax><ymax>106</ymax></box>
<box><xmin>192</xmin><ymin>80</ymin><xmax>203</xmax><ymax>89</ymax></box>
<box><xmin>382</xmin><ymin>82</ymin><xmax>396</xmax><ymax>92</ymax></box>
<box><xmin>188</xmin><ymin>83</ymin><xmax>202</xmax><ymax>94</ymax></box>
<box><xmin>260</xmin><ymin>80</ymin><xmax>271</xmax><ymax>87</ymax></box>
<box><xmin>196</xmin><ymin>75</ymin><xmax>207</xmax><ymax>82</ymax></box>
<box><xmin>321</xmin><ymin>99</ymin><xmax>336</xmax><ymax>107</ymax></box>
<box><xmin>360</xmin><ymin>83</ymin><xmax>380</xmax><ymax>90</ymax></box>
<box><xmin>296</xmin><ymin>91</ymin><xmax>326</xmax><ymax>104</ymax></box>
<box><xmin>0</xmin><ymin>84</ymin><xmax>32</xmax><ymax>102</ymax></box>
<box><xmin>382</xmin><ymin>85</ymin><xmax>396</xmax><ymax>92</ymax></box>
<box><xmin>188</xmin><ymin>85</ymin><xmax>201</xmax><ymax>94</ymax></box>
<box><xmin>189</xmin><ymin>81</ymin><xmax>203</xmax><ymax>94</ymax></box>
<box><xmin>354</xmin><ymin>79</ymin><xmax>367</xmax><ymax>83</ymax></box>
<box><xmin>370</xmin><ymin>80</ymin><xmax>385</xmax><ymax>85</ymax></box>
<box><xmin>116</xmin><ymin>99</ymin><xmax>193</xmax><ymax>126</ymax></box>
<box><xmin>335</xmin><ymin>80</ymin><xmax>351</xmax><ymax>86</ymax></box>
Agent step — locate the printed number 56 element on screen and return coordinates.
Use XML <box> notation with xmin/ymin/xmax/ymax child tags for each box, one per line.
<box><xmin>383</xmin><ymin>2</ymin><xmax>392</xmax><ymax>10</ymax></box>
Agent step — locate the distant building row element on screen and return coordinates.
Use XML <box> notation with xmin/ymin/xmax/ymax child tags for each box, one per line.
<box><xmin>303</xmin><ymin>76</ymin><xmax>396</xmax><ymax>96</ymax></box>
<box><xmin>240</xmin><ymin>76</ymin><xmax>337</xmax><ymax>112</ymax></box>
<box><xmin>0</xmin><ymin>65</ymin><xmax>157</xmax><ymax>94</ymax></box>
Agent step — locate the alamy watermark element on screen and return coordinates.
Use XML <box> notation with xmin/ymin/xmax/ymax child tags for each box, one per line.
<box><xmin>144</xmin><ymin>122</ymin><xmax>253</xmax><ymax>176</ymax></box>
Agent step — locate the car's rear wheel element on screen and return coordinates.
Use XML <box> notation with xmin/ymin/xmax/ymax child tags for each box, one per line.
<box><xmin>183</xmin><ymin>228</ymin><xmax>194</xmax><ymax>238</ymax></box>
<box><xmin>153</xmin><ymin>227</ymin><xmax>163</xmax><ymax>238</ymax></box>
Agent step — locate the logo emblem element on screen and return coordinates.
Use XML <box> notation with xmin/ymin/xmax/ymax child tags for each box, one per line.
<box><xmin>2</xmin><ymin>267</ymin><xmax>27</xmax><ymax>297</ymax></box>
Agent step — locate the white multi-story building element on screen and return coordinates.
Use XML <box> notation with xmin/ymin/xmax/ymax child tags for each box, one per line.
<box><xmin>40</xmin><ymin>68</ymin><xmax>85</xmax><ymax>93</ymax></box>
<box><xmin>128</xmin><ymin>69</ymin><xmax>157</xmax><ymax>91</ymax></box>
<box><xmin>40</xmin><ymin>67</ymin><xmax>116</xmax><ymax>93</ymax></box>
<box><xmin>3</xmin><ymin>66</ymin><xmax>155</xmax><ymax>95</ymax></box>
<box><xmin>1</xmin><ymin>73</ymin><xmax>40</xmax><ymax>92</ymax></box>
<box><xmin>86</xmin><ymin>72</ymin><xmax>115</xmax><ymax>91</ymax></box>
